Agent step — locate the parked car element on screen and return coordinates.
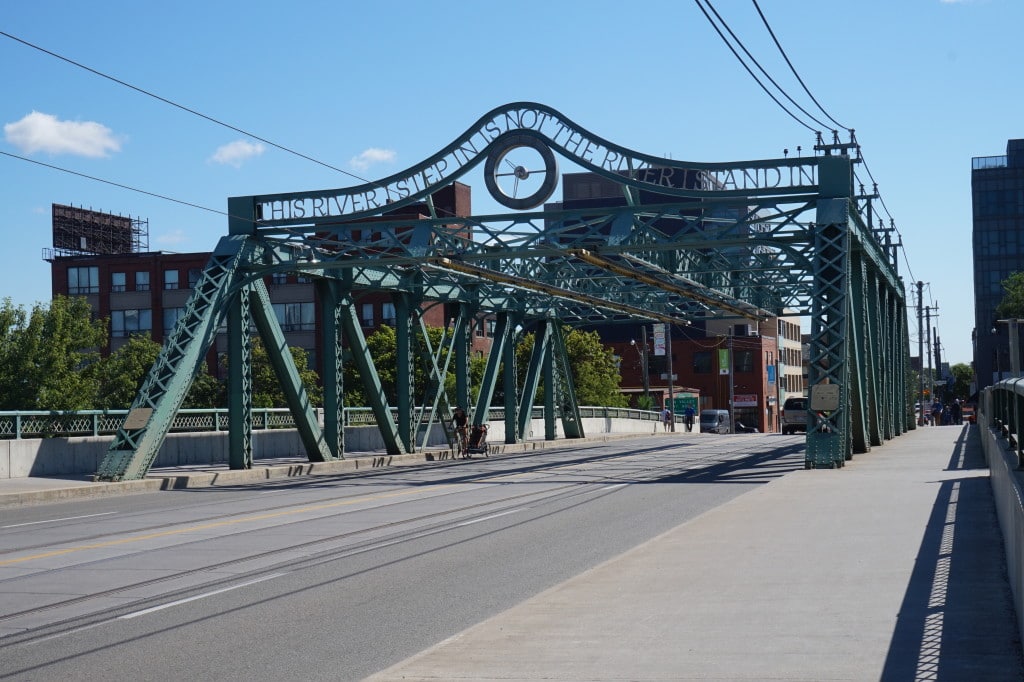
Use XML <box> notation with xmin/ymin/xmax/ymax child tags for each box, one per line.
<box><xmin>700</xmin><ymin>409</ymin><xmax>731</xmax><ymax>434</ymax></box>
<box><xmin>781</xmin><ymin>397</ymin><xmax>808</xmax><ymax>435</ymax></box>
<box><xmin>735</xmin><ymin>421</ymin><xmax>759</xmax><ymax>433</ymax></box>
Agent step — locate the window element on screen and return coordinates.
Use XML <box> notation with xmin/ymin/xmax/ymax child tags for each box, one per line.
<box><xmin>163</xmin><ymin>307</ymin><xmax>185</xmax><ymax>334</ymax></box>
<box><xmin>735</xmin><ymin>350</ymin><xmax>755</xmax><ymax>373</ymax></box>
<box><xmin>111</xmin><ymin>272</ymin><xmax>126</xmax><ymax>293</ymax></box>
<box><xmin>486</xmin><ymin>319</ymin><xmax>497</xmax><ymax>336</ymax></box>
<box><xmin>68</xmin><ymin>266</ymin><xmax>99</xmax><ymax>294</ymax></box>
<box><xmin>273</xmin><ymin>302</ymin><xmax>315</xmax><ymax>332</ymax></box>
<box><xmin>111</xmin><ymin>309</ymin><xmax>152</xmax><ymax>337</ymax></box>
<box><xmin>361</xmin><ymin>303</ymin><xmax>374</xmax><ymax>327</ymax></box>
<box><xmin>271</xmin><ymin>272</ymin><xmax>288</xmax><ymax>285</ymax></box>
<box><xmin>135</xmin><ymin>271</ymin><xmax>150</xmax><ymax>292</ymax></box>
<box><xmin>693</xmin><ymin>351</ymin><xmax>712</xmax><ymax>374</ymax></box>
<box><xmin>164</xmin><ymin>269</ymin><xmax>179</xmax><ymax>290</ymax></box>
<box><xmin>188</xmin><ymin>268</ymin><xmax>202</xmax><ymax>288</ymax></box>
<box><xmin>382</xmin><ymin>302</ymin><xmax>396</xmax><ymax>326</ymax></box>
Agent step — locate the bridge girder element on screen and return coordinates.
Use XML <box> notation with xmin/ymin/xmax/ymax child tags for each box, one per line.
<box><xmin>96</xmin><ymin>103</ymin><xmax>909</xmax><ymax>480</ymax></box>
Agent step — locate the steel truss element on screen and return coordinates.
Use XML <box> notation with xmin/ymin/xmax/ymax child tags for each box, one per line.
<box><xmin>96</xmin><ymin>102</ymin><xmax>909</xmax><ymax>480</ymax></box>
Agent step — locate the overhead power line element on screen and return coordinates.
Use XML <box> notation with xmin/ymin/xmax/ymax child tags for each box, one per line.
<box><xmin>0</xmin><ymin>150</ymin><xmax>227</xmax><ymax>216</ymax></box>
<box><xmin>750</xmin><ymin>0</ymin><xmax>850</xmax><ymax>133</ymax></box>
<box><xmin>691</xmin><ymin>0</ymin><xmax>818</xmax><ymax>134</ymax></box>
<box><xmin>691</xmin><ymin>2</ymin><xmax>914</xmax><ymax>291</ymax></box>
<box><xmin>0</xmin><ymin>29</ymin><xmax>373</xmax><ymax>187</ymax></box>
<box><xmin>695</xmin><ymin>0</ymin><xmax>832</xmax><ymax>133</ymax></box>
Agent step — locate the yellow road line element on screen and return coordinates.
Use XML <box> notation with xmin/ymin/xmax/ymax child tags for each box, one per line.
<box><xmin>0</xmin><ymin>484</ymin><xmax>457</xmax><ymax>567</ymax></box>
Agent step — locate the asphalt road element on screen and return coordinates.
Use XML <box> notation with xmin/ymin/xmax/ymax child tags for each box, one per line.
<box><xmin>0</xmin><ymin>433</ymin><xmax>804</xmax><ymax>681</ymax></box>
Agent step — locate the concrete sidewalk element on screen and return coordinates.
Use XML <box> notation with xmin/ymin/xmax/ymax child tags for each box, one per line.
<box><xmin>367</xmin><ymin>425</ymin><xmax>1024</xmax><ymax>681</ymax></box>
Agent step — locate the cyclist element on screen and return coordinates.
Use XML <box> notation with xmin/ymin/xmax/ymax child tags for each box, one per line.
<box><xmin>451</xmin><ymin>406</ymin><xmax>469</xmax><ymax>456</ymax></box>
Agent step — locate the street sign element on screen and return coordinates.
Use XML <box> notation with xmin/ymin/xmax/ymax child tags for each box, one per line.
<box><xmin>674</xmin><ymin>395</ymin><xmax>698</xmax><ymax>414</ymax></box>
<box><xmin>810</xmin><ymin>384</ymin><xmax>840</xmax><ymax>411</ymax></box>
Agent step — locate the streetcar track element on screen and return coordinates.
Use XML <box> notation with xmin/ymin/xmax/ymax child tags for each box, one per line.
<box><xmin>0</xmin><ymin>439</ymin><xmax>792</xmax><ymax>642</ymax></box>
<box><xmin>0</xmin><ymin>442</ymin><xmax>671</xmax><ymax>556</ymax></box>
<box><xmin>0</xmin><ymin>475</ymin><xmax>603</xmax><ymax>627</ymax></box>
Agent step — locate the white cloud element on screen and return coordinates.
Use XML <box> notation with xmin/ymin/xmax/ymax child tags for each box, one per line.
<box><xmin>155</xmin><ymin>229</ymin><xmax>188</xmax><ymax>246</ymax></box>
<box><xmin>350</xmin><ymin>147</ymin><xmax>396</xmax><ymax>172</ymax></box>
<box><xmin>4</xmin><ymin>111</ymin><xmax>121</xmax><ymax>157</ymax></box>
<box><xmin>209</xmin><ymin>139</ymin><xmax>265</xmax><ymax>168</ymax></box>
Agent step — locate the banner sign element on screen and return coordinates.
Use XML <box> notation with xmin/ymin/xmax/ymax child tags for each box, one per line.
<box><xmin>653</xmin><ymin>323</ymin><xmax>666</xmax><ymax>356</ymax></box>
<box><xmin>718</xmin><ymin>348</ymin><xmax>730</xmax><ymax>374</ymax></box>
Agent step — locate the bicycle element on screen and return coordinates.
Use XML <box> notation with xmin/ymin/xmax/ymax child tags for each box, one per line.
<box><xmin>454</xmin><ymin>425</ymin><xmax>469</xmax><ymax>458</ymax></box>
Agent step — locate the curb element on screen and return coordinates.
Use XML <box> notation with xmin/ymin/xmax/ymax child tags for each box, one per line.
<box><xmin>0</xmin><ymin>431</ymin><xmax>683</xmax><ymax>508</ymax></box>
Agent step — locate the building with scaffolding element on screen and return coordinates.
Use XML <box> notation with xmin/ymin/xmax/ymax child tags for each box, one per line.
<box><xmin>44</xmin><ymin>192</ymin><xmax>496</xmax><ymax>378</ymax></box>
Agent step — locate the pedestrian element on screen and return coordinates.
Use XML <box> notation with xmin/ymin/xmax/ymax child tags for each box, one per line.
<box><xmin>931</xmin><ymin>401</ymin><xmax>943</xmax><ymax>427</ymax></box>
<box><xmin>661</xmin><ymin>407</ymin><xmax>671</xmax><ymax>432</ymax></box>
<box><xmin>952</xmin><ymin>399</ymin><xmax>962</xmax><ymax>425</ymax></box>
<box><xmin>684</xmin><ymin>405</ymin><xmax>695</xmax><ymax>432</ymax></box>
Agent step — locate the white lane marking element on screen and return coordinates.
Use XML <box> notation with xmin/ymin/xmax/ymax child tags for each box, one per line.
<box><xmin>2</xmin><ymin>512</ymin><xmax>117</xmax><ymax>529</ymax></box>
<box><xmin>600</xmin><ymin>483</ymin><xmax>628</xmax><ymax>491</ymax></box>
<box><xmin>25</xmin><ymin>620</ymin><xmax>109</xmax><ymax>644</ymax></box>
<box><xmin>456</xmin><ymin>509</ymin><xmax>522</xmax><ymax>527</ymax></box>
<box><xmin>118</xmin><ymin>573</ymin><xmax>286</xmax><ymax>620</ymax></box>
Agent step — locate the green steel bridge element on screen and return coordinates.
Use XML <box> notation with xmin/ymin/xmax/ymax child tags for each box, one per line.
<box><xmin>95</xmin><ymin>102</ymin><xmax>910</xmax><ymax>481</ymax></box>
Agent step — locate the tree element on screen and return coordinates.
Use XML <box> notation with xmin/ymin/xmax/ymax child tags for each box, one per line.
<box><xmin>248</xmin><ymin>337</ymin><xmax>322</xmax><ymax>409</ymax></box>
<box><xmin>94</xmin><ymin>335</ymin><xmax>222</xmax><ymax>409</ymax></box>
<box><xmin>93</xmin><ymin>335</ymin><xmax>162</xmax><ymax>409</ymax></box>
<box><xmin>997</xmin><ymin>271</ymin><xmax>1024</xmax><ymax>319</ymax></box>
<box><xmin>949</xmin><ymin>363</ymin><xmax>973</xmax><ymax>402</ymax></box>
<box><xmin>0</xmin><ymin>296</ymin><xmax>107</xmax><ymax>410</ymax></box>
<box><xmin>563</xmin><ymin>328</ymin><xmax>628</xmax><ymax>407</ymax></box>
<box><xmin>342</xmin><ymin>324</ymin><xmax>485</xmax><ymax>408</ymax></box>
<box><xmin>515</xmin><ymin>326</ymin><xmax>627</xmax><ymax>408</ymax></box>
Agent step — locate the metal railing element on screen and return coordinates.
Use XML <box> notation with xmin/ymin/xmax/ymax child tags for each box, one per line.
<box><xmin>0</xmin><ymin>406</ymin><xmax>663</xmax><ymax>440</ymax></box>
<box><xmin>985</xmin><ymin>379</ymin><xmax>1024</xmax><ymax>467</ymax></box>
<box><xmin>973</xmin><ymin>155</ymin><xmax>1008</xmax><ymax>170</ymax></box>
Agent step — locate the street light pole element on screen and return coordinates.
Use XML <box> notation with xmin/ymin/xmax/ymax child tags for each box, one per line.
<box><xmin>641</xmin><ymin>324</ymin><xmax>650</xmax><ymax>399</ymax></box>
<box><xmin>727</xmin><ymin>333</ymin><xmax>735</xmax><ymax>434</ymax></box>
<box><xmin>994</xmin><ymin>318</ymin><xmax>1021</xmax><ymax>379</ymax></box>
<box><xmin>666</xmin><ymin>324</ymin><xmax>675</xmax><ymax>432</ymax></box>
<box><xmin>630</xmin><ymin>327</ymin><xmax>650</xmax><ymax>407</ymax></box>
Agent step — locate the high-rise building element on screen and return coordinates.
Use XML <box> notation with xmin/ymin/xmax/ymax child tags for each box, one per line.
<box><xmin>972</xmin><ymin>139</ymin><xmax>1024</xmax><ymax>388</ymax></box>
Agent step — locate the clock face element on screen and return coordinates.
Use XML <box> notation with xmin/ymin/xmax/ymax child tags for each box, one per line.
<box><xmin>484</xmin><ymin>133</ymin><xmax>558</xmax><ymax>210</ymax></box>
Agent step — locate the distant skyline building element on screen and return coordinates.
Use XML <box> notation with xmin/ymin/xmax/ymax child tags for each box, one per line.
<box><xmin>972</xmin><ymin>138</ymin><xmax>1024</xmax><ymax>389</ymax></box>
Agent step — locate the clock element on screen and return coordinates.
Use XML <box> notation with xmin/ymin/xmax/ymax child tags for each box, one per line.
<box><xmin>483</xmin><ymin>133</ymin><xmax>558</xmax><ymax>210</ymax></box>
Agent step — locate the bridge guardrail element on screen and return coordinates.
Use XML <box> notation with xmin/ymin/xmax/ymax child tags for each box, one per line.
<box><xmin>980</xmin><ymin>379</ymin><xmax>1024</xmax><ymax>651</ymax></box>
<box><xmin>0</xmin><ymin>406</ymin><xmax>665</xmax><ymax>440</ymax></box>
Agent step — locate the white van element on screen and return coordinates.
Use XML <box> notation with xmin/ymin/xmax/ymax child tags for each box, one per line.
<box><xmin>699</xmin><ymin>409</ymin><xmax>731</xmax><ymax>434</ymax></box>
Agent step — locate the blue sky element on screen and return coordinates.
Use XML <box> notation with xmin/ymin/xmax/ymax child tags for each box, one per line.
<box><xmin>1</xmin><ymin>0</ymin><xmax>1019</xmax><ymax>366</ymax></box>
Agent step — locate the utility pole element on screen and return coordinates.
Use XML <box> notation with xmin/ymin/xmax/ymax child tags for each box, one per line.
<box><xmin>917</xmin><ymin>281</ymin><xmax>924</xmax><ymax>425</ymax></box>
<box><xmin>925</xmin><ymin>306</ymin><xmax>933</xmax><ymax>411</ymax></box>
<box><xmin>932</xmin><ymin>301</ymin><xmax>941</xmax><ymax>399</ymax></box>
